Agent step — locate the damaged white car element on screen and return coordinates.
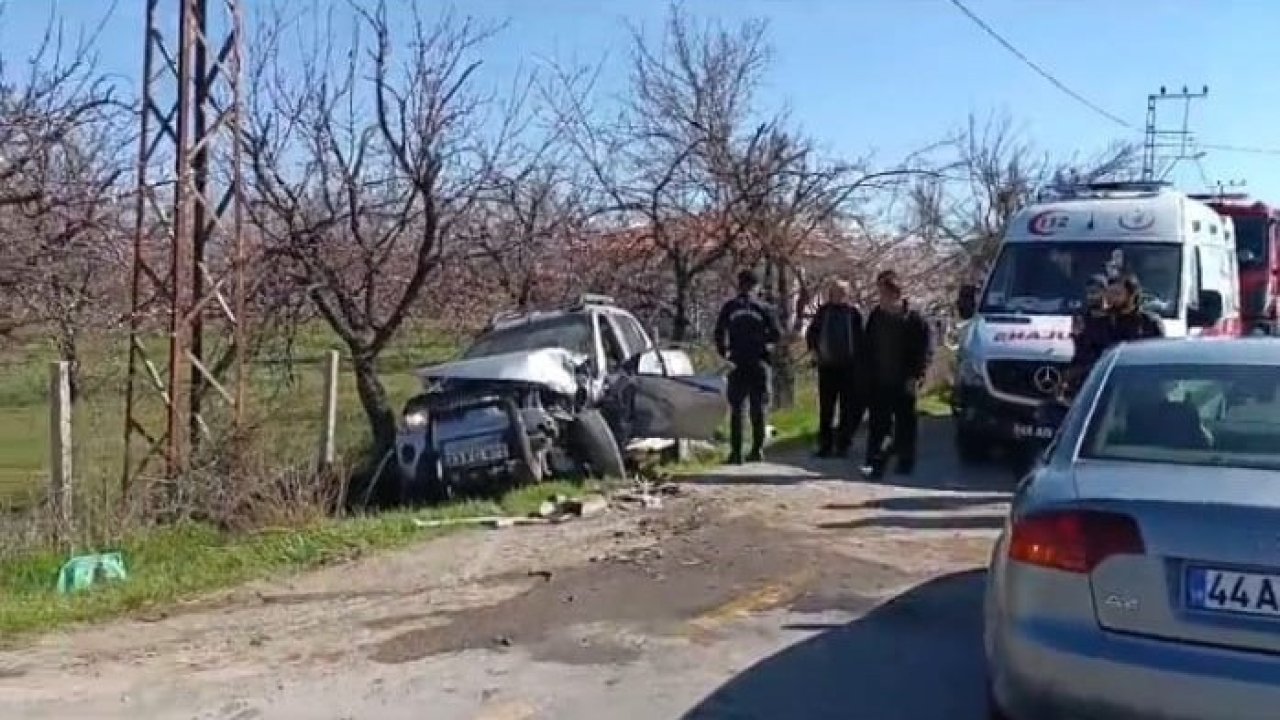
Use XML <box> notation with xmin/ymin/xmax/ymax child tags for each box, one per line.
<box><xmin>394</xmin><ymin>295</ymin><xmax>725</xmax><ymax>503</ymax></box>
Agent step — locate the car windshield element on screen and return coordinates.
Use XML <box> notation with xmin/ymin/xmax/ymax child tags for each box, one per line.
<box><xmin>463</xmin><ymin>314</ymin><xmax>594</xmax><ymax>359</ymax></box>
<box><xmin>980</xmin><ymin>241</ymin><xmax>1182</xmax><ymax>318</ymax></box>
<box><xmin>1234</xmin><ymin>216</ymin><xmax>1269</xmax><ymax>269</ymax></box>
<box><xmin>1080</xmin><ymin>363</ymin><xmax>1280</xmax><ymax>471</ymax></box>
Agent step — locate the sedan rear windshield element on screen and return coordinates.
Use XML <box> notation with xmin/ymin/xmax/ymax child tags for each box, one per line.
<box><xmin>1081</xmin><ymin>363</ymin><xmax>1280</xmax><ymax>471</ymax></box>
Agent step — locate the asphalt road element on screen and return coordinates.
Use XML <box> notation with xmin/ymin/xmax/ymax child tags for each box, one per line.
<box><xmin>2</xmin><ymin>417</ymin><xmax>1016</xmax><ymax>720</ymax></box>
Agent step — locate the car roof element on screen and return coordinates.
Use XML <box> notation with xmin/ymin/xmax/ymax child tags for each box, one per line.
<box><xmin>1113</xmin><ymin>337</ymin><xmax>1280</xmax><ymax>367</ymax></box>
<box><xmin>486</xmin><ymin>303</ymin><xmax>624</xmax><ymax>332</ymax></box>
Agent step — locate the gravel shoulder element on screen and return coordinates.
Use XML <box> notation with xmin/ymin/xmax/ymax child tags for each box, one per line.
<box><xmin>0</xmin><ymin>419</ymin><xmax>1015</xmax><ymax>720</ymax></box>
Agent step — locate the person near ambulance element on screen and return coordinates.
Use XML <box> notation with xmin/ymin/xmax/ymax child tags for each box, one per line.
<box><xmin>805</xmin><ymin>279</ymin><xmax>865</xmax><ymax>458</ymax></box>
<box><xmin>860</xmin><ymin>270</ymin><xmax>932</xmax><ymax>479</ymax></box>
<box><xmin>1063</xmin><ymin>273</ymin><xmax>1111</xmax><ymax>398</ymax></box>
<box><xmin>1064</xmin><ymin>272</ymin><xmax>1164</xmax><ymax>398</ymax></box>
<box><xmin>1103</xmin><ymin>272</ymin><xmax>1165</xmax><ymax>342</ymax></box>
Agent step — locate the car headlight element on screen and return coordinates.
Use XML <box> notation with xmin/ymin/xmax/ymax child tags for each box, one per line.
<box><xmin>403</xmin><ymin>410</ymin><xmax>429</xmax><ymax>430</ymax></box>
<box><xmin>957</xmin><ymin>357</ymin><xmax>984</xmax><ymax>386</ymax></box>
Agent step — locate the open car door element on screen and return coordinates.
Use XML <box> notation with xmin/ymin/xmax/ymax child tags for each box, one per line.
<box><xmin>605</xmin><ymin>349</ymin><xmax>725</xmax><ymax>442</ymax></box>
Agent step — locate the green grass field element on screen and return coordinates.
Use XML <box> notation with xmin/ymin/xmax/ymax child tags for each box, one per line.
<box><xmin>0</xmin><ymin>325</ymin><xmax>460</xmax><ymax>509</ymax></box>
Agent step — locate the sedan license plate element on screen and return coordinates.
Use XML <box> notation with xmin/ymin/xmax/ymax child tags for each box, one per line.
<box><xmin>443</xmin><ymin>442</ymin><xmax>509</xmax><ymax>468</ymax></box>
<box><xmin>1012</xmin><ymin>423</ymin><xmax>1054</xmax><ymax>440</ymax></box>
<box><xmin>1186</xmin><ymin>567</ymin><xmax>1280</xmax><ymax>617</ymax></box>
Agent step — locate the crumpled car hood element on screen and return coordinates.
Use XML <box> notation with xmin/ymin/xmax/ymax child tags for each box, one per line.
<box><xmin>414</xmin><ymin>347</ymin><xmax>586</xmax><ymax>396</ymax></box>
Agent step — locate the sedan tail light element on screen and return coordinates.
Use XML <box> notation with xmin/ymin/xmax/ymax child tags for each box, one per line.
<box><xmin>1009</xmin><ymin>509</ymin><xmax>1145</xmax><ymax>574</ymax></box>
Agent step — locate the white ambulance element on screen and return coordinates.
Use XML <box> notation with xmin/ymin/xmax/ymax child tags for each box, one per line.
<box><xmin>951</xmin><ymin>180</ymin><xmax>1241</xmax><ymax>464</ymax></box>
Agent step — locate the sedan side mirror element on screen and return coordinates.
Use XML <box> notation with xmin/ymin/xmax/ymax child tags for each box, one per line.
<box><xmin>957</xmin><ymin>284</ymin><xmax>978</xmax><ymax>320</ymax></box>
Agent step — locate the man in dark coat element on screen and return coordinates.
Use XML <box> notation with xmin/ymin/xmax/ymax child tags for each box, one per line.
<box><xmin>805</xmin><ymin>279</ymin><xmax>865</xmax><ymax>457</ymax></box>
<box><xmin>860</xmin><ymin>270</ymin><xmax>932</xmax><ymax>479</ymax></box>
<box><xmin>714</xmin><ymin>269</ymin><xmax>784</xmax><ymax>464</ymax></box>
<box><xmin>1104</xmin><ymin>273</ymin><xmax>1165</xmax><ymax>343</ymax></box>
<box><xmin>1064</xmin><ymin>273</ymin><xmax>1111</xmax><ymax>398</ymax></box>
<box><xmin>1065</xmin><ymin>273</ymin><xmax>1163</xmax><ymax>399</ymax></box>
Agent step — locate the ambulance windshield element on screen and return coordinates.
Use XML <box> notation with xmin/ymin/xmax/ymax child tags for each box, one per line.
<box><xmin>979</xmin><ymin>241</ymin><xmax>1181</xmax><ymax>317</ymax></box>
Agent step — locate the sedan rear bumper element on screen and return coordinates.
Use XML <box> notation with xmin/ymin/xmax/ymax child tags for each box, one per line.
<box><xmin>994</xmin><ymin>618</ymin><xmax>1280</xmax><ymax>720</ymax></box>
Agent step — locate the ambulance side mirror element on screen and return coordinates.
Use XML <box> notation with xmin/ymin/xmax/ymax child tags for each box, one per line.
<box><xmin>1189</xmin><ymin>289</ymin><xmax>1223</xmax><ymax>328</ymax></box>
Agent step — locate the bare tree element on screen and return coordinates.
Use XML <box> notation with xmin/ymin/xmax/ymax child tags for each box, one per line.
<box><xmin>461</xmin><ymin>143</ymin><xmax>591</xmax><ymax>312</ymax></box>
<box><xmin>0</xmin><ymin>10</ymin><xmax>127</xmax><ymax>394</ymax></box>
<box><xmin>550</xmin><ymin>5</ymin><xmax>785</xmax><ymax>342</ymax></box>
<box><xmin>0</xmin><ymin>11</ymin><xmax>118</xmax><ymax>208</ymax></box>
<box><xmin>244</xmin><ymin>2</ymin><xmax>510</xmax><ymax>456</ymax></box>
<box><xmin>912</xmin><ymin>113</ymin><xmax>1138</xmax><ymax>279</ymax></box>
<box><xmin>2</xmin><ymin>109</ymin><xmax>132</xmax><ymax>398</ymax></box>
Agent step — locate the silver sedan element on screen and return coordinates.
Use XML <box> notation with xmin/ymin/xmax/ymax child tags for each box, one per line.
<box><xmin>985</xmin><ymin>337</ymin><xmax>1280</xmax><ymax>720</ymax></box>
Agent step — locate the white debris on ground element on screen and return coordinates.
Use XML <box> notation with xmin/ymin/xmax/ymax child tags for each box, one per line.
<box><xmin>411</xmin><ymin>480</ymin><xmax>683</xmax><ymax>531</ymax></box>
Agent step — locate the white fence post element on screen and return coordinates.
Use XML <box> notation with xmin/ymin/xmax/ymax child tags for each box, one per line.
<box><xmin>318</xmin><ymin>350</ymin><xmax>339</xmax><ymax>470</ymax></box>
<box><xmin>49</xmin><ymin>361</ymin><xmax>72</xmax><ymax>532</ymax></box>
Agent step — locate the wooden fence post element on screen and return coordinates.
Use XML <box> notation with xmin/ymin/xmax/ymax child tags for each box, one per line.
<box><xmin>49</xmin><ymin>361</ymin><xmax>73</xmax><ymax>534</ymax></box>
<box><xmin>318</xmin><ymin>350</ymin><xmax>339</xmax><ymax>470</ymax></box>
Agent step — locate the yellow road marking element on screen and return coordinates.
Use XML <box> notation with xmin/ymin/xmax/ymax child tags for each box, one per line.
<box><xmin>473</xmin><ymin>701</ymin><xmax>539</xmax><ymax>720</ymax></box>
<box><xmin>685</xmin><ymin>568</ymin><xmax>816</xmax><ymax>641</ymax></box>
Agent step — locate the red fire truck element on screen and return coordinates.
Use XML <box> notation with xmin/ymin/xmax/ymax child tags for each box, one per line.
<box><xmin>1191</xmin><ymin>194</ymin><xmax>1280</xmax><ymax>335</ymax></box>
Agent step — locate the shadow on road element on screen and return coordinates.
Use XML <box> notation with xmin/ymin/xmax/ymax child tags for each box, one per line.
<box><xmin>818</xmin><ymin>513</ymin><xmax>1006</xmax><ymax>532</ymax></box>
<box><xmin>682</xmin><ymin>569</ymin><xmax>990</xmax><ymax>720</ymax></box>
<box><xmin>681</xmin><ymin>467</ymin><xmax>821</xmax><ymax>486</ymax></box>
<box><xmin>823</xmin><ymin>493</ymin><xmax>1010</xmax><ymax>513</ymax></box>
<box><xmin>688</xmin><ymin>417</ymin><xmax>1020</xmax><ymax>494</ymax></box>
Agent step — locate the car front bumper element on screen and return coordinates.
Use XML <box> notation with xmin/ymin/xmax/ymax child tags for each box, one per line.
<box><xmin>993</xmin><ymin>617</ymin><xmax>1280</xmax><ymax>720</ymax></box>
<box><xmin>951</xmin><ymin>383</ymin><xmax>1055</xmax><ymax>447</ymax></box>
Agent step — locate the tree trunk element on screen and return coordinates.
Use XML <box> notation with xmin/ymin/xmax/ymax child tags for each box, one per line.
<box><xmin>771</xmin><ymin>264</ymin><xmax>797</xmax><ymax>410</ymax></box>
<box><xmin>671</xmin><ymin>272</ymin><xmax>693</xmax><ymax>343</ymax></box>
<box><xmin>351</xmin><ymin>351</ymin><xmax>397</xmax><ymax>457</ymax></box>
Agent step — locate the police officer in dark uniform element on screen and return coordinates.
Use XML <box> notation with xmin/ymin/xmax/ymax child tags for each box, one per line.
<box><xmin>714</xmin><ymin>269</ymin><xmax>783</xmax><ymax>464</ymax></box>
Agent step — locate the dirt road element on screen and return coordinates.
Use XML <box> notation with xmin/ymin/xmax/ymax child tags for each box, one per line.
<box><xmin>0</xmin><ymin>417</ymin><xmax>1015</xmax><ymax>720</ymax></box>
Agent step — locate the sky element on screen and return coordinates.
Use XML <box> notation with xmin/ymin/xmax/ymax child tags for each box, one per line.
<box><xmin>4</xmin><ymin>0</ymin><xmax>1280</xmax><ymax>200</ymax></box>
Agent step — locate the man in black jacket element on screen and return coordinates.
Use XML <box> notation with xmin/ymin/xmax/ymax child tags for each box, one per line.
<box><xmin>805</xmin><ymin>279</ymin><xmax>865</xmax><ymax>457</ymax></box>
<box><xmin>1103</xmin><ymin>273</ymin><xmax>1165</xmax><ymax>343</ymax></box>
<box><xmin>1064</xmin><ymin>273</ymin><xmax>1111</xmax><ymax>398</ymax></box>
<box><xmin>714</xmin><ymin>269</ymin><xmax>784</xmax><ymax>464</ymax></box>
<box><xmin>860</xmin><ymin>270</ymin><xmax>931</xmax><ymax>479</ymax></box>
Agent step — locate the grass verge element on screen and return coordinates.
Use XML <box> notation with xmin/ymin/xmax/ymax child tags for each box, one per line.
<box><xmin>0</xmin><ymin>479</ymin><xmax>594</xmax><ymax>639</ymax></box>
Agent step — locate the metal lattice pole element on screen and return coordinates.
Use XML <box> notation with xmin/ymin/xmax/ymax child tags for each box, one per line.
<box><xmin>123</xmin><ymin>0</ymin><xmax>247</xmax><ymax>495</ymax></box>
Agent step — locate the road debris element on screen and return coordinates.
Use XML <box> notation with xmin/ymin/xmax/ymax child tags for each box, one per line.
<box><xmin>413</xmin><ymin>485</ymin><xmax>669</xmax><ymax>533</ymax></box>
<box><xmin>411</xmin><ymin>516</ymin><xmax>550</xmax><ymax>530</ymax></box>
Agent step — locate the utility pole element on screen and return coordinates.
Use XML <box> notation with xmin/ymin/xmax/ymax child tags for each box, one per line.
<box><xmin>1142</xmin><ymin>85</ymin><xmax>1209</xmax><ymax>182</ymax></box>
<box><xmin>123</xmin><ymin>0</ymin><xmax>248</xmax><ymax>496</ymax></box>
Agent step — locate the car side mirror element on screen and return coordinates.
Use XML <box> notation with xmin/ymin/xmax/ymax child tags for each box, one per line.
<box><xmin>624</xmin><ymin>349</ymin><xmax>666</xmax><ymax>376</ymax></box>
<box><xmin>957</xmin><ymin>284</ymin><xmax>978</xmax><ymax>320</ymax></box>
<box><xmin>1189</xmin><ymin>289</ymin><xmax>1224</xmax><ymax>328</ymax></box>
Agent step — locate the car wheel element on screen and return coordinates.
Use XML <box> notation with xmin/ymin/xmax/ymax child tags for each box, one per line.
<box><xmin>567</xmin><ymin>409</ymin><xmax>628</xmax><ymax>479</ymax></box>
<box><xmin>399</xmin><ymin>453</ymin><xmax>450</xmax><ymax>506</ymax></box>
<box><xmin>955</xmin><ymin>427</ymin><xmax>990</xmax><ymax>465</ymax></box>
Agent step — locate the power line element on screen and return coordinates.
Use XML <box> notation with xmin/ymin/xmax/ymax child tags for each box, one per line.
<box><xmin>947</xmin><ymin>0</ymin><xmax>1280</xmax><ymax>159</ymax></box>
<box><xmin>1200</xmin><ymin>142</ymin><xmax>1280</xmax><ymax>157</ymax></box>
<box><xmin>946</xmin><ymin>0</ymin><xmax>1134</xmax><ymax>129</ymax></box>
